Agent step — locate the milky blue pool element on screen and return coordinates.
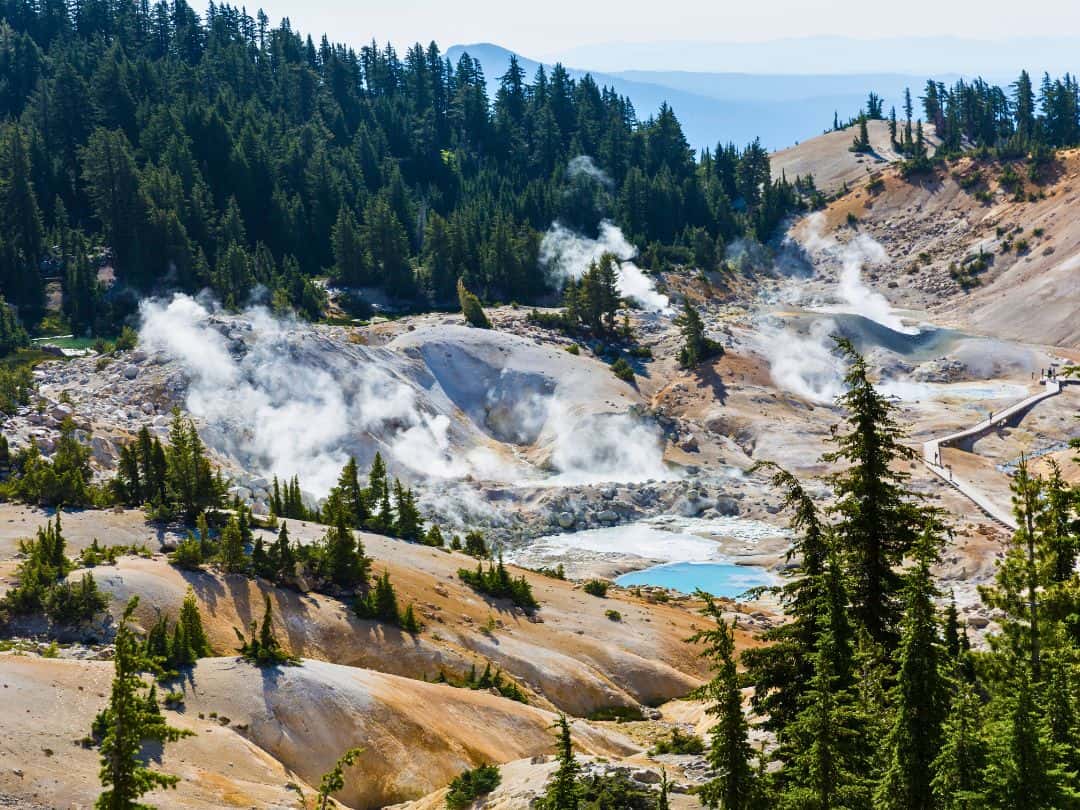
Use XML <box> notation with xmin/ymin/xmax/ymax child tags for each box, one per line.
<box><xmin>615</xmin><ymin>561</ymin><xmax>774</xmax><ymax>599</ymax></box>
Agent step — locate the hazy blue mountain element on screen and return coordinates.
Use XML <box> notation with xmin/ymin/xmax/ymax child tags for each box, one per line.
<box><xmin>447</xmin><ymin>43</ymin><xmax>939</xmax><ymax>152</ymax></box>
<box><xmin>547</xmin><ymin>36</ymin><xmax>1078</xmax><ymax>76</ymax></box>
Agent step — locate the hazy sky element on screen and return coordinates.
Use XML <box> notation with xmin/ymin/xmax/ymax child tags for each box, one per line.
<box><xmin>250</xmin><ymin>0</ymin><xmax>1080</xmax><ymax>62</ymax></box>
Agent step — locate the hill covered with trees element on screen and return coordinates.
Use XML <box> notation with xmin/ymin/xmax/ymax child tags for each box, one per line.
<box><xmin>0</xmin><ymin>0</ymin><xmax>812</xmax><ymax>337</ymax></box>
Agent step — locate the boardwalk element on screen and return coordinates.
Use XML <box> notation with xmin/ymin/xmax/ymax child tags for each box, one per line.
<box><xmin>921</xmin><ymin>378</ymin><xmax>1077</xmax><ymax>531</ymax></box>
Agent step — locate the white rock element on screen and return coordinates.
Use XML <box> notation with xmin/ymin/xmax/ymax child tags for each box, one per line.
<box><xmin>141</xmin><ymin>401</ymin><xmax>155</xmax><ymax>415</ymax></box>
<box><xmin>91</xmin><ymin>436</ymin><xmax>115</xmax><ymax>465</ymax></box>
<box><xmin>228</xmin><ymin>486</ymin><xmax>252</xmax><ymax>502</ymax></box>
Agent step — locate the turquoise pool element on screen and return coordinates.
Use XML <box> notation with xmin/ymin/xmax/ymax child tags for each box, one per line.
<box><xmin>615</xmin><ymin>561</ymin><xmax>774</xmax><ymax>599</ymax></box>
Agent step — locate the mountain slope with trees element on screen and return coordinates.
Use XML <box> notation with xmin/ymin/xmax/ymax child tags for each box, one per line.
<box><xmin>0</xmin><ymin>0</ymin><xmax>811</xmax><ymax>337</ymax></box>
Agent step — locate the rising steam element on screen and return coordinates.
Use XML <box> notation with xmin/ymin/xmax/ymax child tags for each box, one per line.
<box><xmin>138</xmin><ymin>294</ymin><xmax>670</xmax><ymax>500</ymax></box>
<box><xmin>540</xmin><ymin>220</ymin><xmax>673</xmax><ymax>314</ymax></box>
<box><xmin>803</xmin><ymin>213</ymin><xmax>918</xmax><ymax>335</ymax></box>
<box><xmin>759</xmin><ymin>317</ymin><xmax>847</xmax><ymax>404</ymax></box>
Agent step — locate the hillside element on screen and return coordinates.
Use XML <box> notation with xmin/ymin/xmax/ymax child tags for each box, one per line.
<box><xmin>771</xmin><ymin>119</ymin><xmax>941</xmax><ymax>193</ymax></box>
<box><xmin>0</xmin><ymin>654</ymin><xmax>638</xmax><ymax>809</ymax></box>
<box><xmin>0</xmin><ymin>506</ymin><xmax>725</xmax><ymax>718</ymax></box>
<box><xmin>790</xmin><ymin>144</ymin><xmax>1080</xmax><ymax>347</ymax></box>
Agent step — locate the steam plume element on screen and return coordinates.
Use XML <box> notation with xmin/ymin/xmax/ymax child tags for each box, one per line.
<box><xmin>804</xmin><ymin>212</ymin><xmax>917</xmax><ymax>335</ymax></box>
<box><xmin>138</xmin><ymin>294</ymin><xmax>671</xmax><ymax>498</ymax></box>
<box><xmin>540</xmin><ymin>221</ymin><xmax>672</xmax><ymax>314</ymax></box>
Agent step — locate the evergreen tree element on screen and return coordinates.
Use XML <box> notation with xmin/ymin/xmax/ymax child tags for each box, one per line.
<box><xmin>268</xmin><ymin>521</ymin><xmax>296</xmax><ymax>582</ymax></box>
<box><xmin>95</xmin><ymin>598</ymin><xmax>187</xmax><ymax>809</ymax></box>
<box><xmin>235</xmin><ymin>592</ymin><xmax>295</xmax><ymax>667</ymax></box>
<box><xmin>334</xmin><ymin>457</ymin><xmax>367</xmax><ymax>527</ymax></box>
<box><xmin>217</xmin><ymin>515</ymin><xmax>247</xmax><ymax>574</ymax></box>
<box><xmin>781</xmin><ymin>551</ymin><xmax>870</xmax><ymax>810</ymax></box>
<box><xmin>178</xmin><ymin>586</ymin><xmax>210</xmax><ymax>661</ymax></box>
<box><xmin>544</xmin><ymin>714</ymin><xmax>579</xmax><ymax>810</ymax></box>
<box><xmin>392</xmin><ymin>479</ymin><xmax>422</xmax><ymax>540</ymax></box>
<box><xmin>979</xmin><ymin>457</ymin><xmax>1050</xmax><ymax>679</ymax></box>
<box><xmin>824</xmin><ymin>340</ymin><xmax>923</xmax><ymax>650</ymax></box>
<box><xmin>982</xmin><ymin>669</ymin><xmax>1072</xmax><ymax>810</ymax></box>
<box><xmin>675</xmin><ymin>301</ymin><xmax>721</xmax><ymax>369</ymax></box>
<box><xmin>691</xmin><ymin>595</ymin><xmax>757</xmax><ymax>809</ymax></box>
<box><xmin>316</xmin><ymin>747</ymin><xmax>364</xmax><ymax>810</ymax></box>
<box><xmin>742</xmin><ymin>463</ymin><xmax>832</xmax><ymax>735</ymax></box>
<box><xmin>876</xmin><ymin>528</ymin><xmax>948</xmax><ymax>810</ymax></box>
<box><xmin>320</xmin><ymin>509</ymin><xmax>370</xmax><ymax>589</ymax></box>
<box><xmin>931</xmin><ymin>681</ymin><xmax>988</xmax><ymax>810</ymax></box>
<box><xmin>0</xmin><ymin>124</ymin><xmax>44</xmax><ymax>313</ymax></box>
<box><xmin>458</xmin><ymin>278</ymin><xmax>491</xmax><ymax>328</ymax></box>
<box><xmin>850</xmin><ymin>115</ymin><xmax>872</xmax><ymax>153</ymax></box>
<box><xmin>331</xmin><ymin>206</ymin><xmax>368</xmax><ymax>286</ymax></box>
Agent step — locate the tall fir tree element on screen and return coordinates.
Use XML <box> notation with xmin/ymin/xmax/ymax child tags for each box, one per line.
<box><xmin>691</xmin><ymin>595</ymin><xmax>758</xmax><ymax>810</ymax></box>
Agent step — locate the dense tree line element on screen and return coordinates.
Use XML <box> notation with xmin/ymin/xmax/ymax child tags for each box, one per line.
<box><xmin>852</xmin><ymin>72</ymin><xmax>1080</xmax><ymax>166</ymax></box>
<box><xmin>685</xmin><ymin>343</ymin><xmax>1080</xmax><ymax>810</ymax></box>
<box><xmin>113</xmin><ymin>413</ymin><xmax>225</xmax><ymax>518</ymax></box>
<box><xmin>0</xmin><ymin>0</ymin><xmax>810</xmax><ymax>338</ymax></box>
<box><xmin>919</xmin><ymin>71</ymin><xmax>1080</xmax><ymax>157</ymax></box>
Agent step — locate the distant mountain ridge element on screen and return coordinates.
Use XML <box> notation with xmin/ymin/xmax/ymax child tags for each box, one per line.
<box><xmin>446</xmin><ymin>43</ymin><xmax>947</xmax><ymax>152</ymax></box>
<box><xmin>547</xmin><ymin>35</ymin><xmax>1080</xmax><ymax>76</ymax></box>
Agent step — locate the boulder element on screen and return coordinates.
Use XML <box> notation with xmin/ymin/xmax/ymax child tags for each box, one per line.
<box><xmin>91</xmin><ymin>435</ymin><xmax>116</xmax><ymax>465</ymax></box>
<box><xmin>715</xmin><ymin>496</ymin><xmax>740</xmax><ymax>516</ymax></box>
<box><xmin>557</xmin><ymin>511</ymin><xmax>575</xmax><ymax>529</ymax></box>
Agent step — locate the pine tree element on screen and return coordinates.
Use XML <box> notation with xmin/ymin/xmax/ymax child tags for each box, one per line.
<box><xmin>269</xmin><ymin>521</ymin><xmax>295</xmax><ymax>582</ymax></box>
<box><xmin>320</xmin><ymin>508</ymin><xmax>369</xmax><ymax>589</ymax></box>
<box><xmin>95</xmin><ymin>598</ymin><xmax>188</xmax><ymax>809</ymax></box>
<box><xmin>657</xmin><ymin>770</ymin><xmax>670</xmax><ymax>810</ymax></box>
<box><xmin>545</xmin><ymin>714</ymin><xmax>579</xmax><ymax>810</ymax></box>
<box><xmin>457</xmin><ymin>278</ymin><xmax>491</xmax><ymax>328</ymax></box>
<box><xmin>979</xmin><ymin>457</ymin><xmax>1048</xmax><ymax>679</ymax></box>
<box><xmin>931</xmin><ymin>681</ymin><xmax>988</xmax><ymax>810</ymax></box>
<box><xmin>400</xmin><ymin>602</ymin><xmax>421</xmax><ymax>633</ymax></box>
<box><xmin>392</xmin><ymin>479</ymin><xmax>422</xmax><ymax>540</ymax></box>
<box><xmin>235</xmin><ymin>592</ymin><xmax>294</xmax><ymax>667</ymax></box>
<box><xmin>691</xmin><ymin>595</ymin><xmax>757</xmax><ymax>809</ymax></box>
<box><xmin>876</xmin><ymin>527</ymin><xmax>948</xmax><ymax>810</ymax></box>
<box><xmin>825</xmin><ymin>339</ymin><xmax>923</xmax><ymax>650</ymax></box>
<box><xmin>0</xmin><ymin>124</ymin><xmax>45</xmax><ymax>313</ymax></box>
<box><xmin>335</xmin><ymin>457</ymin><xmax>367</xmax><ymax>527</ymax></box>
<box><xmin>217</xmin><ymin>515</ymin><xmax>246</xmax><ymax>574</ymax></box>
<box><xmin>983</xmin><ymin>669</ymin><xmax>1070</xmax><ymax>810</ymax></box>
<box><xmin>742</xmin><ymin>463</ymin><xmax>832</xmax><ymax>734</ymax></box>
<box><xmin>331</xmin><ymin>206</ymin><xmax>368</xmax><ymax>286</ymax></box>
<box><xmin>251</xmin><ymin>535</ymin><xmax>273</xmax><ymax>579</ymax></box>
<box><xmin>316</xmin><ymin>747</ymin><xmax>364</xmax><ymax>810</ymax></box>
<box><xmin>780</xmin><ymin>551</ymin><xmax>869</xmax><ymax>810</ymax></box>
<box><xmin>851</xmin><ymin>114</ymin><xmax>872</xmax><ymax>153</ymax></box>
<box><xmin>178</xmin><ymin>586</ymin><xmax>209</xmax><ymax>659</ymax></box>
<box><xmin>367</xmin><ymin>452</ymin><xmax>388</xmax><ymax>509</ymax></box>
<box><xmin>675</xmin><ymin>301</ymin><xmax>721</xmax><ymax>368</ymax></box>
<box><xmin>361</xmin><ymin>570</ymin><xmax>399</xmax><ymax>622</ymax></box>
<box><xmin>943</xmin><ymin>592</ymin><xmax>962</xmax><ymax>663</ymax></box>
<box><xmin>271</xmin><ymin>476</ymin><xmax>282</xmax><ymax>516</ymax></box>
